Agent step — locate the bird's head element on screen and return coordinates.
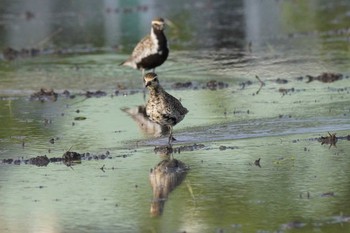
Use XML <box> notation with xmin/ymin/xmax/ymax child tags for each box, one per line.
<box><xmin>144</xmin><ymin>72</ymin><xmax>160</xmax><ymax>88</ymax></box>
<box><xmin>151</xmin><ymin>17</ymin><xmax>165</xmax><ymax>31</ymax></box>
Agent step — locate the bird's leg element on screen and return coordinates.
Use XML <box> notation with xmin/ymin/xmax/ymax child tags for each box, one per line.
<box><xmin>167</xmin><ymin>126</ymin><xmax>173</xmax><ymax>145</ymax></box>
<box><xmin>141</xmin><ymin>68</ymin><xmax>146</xmax><ymax>100</ymax></box>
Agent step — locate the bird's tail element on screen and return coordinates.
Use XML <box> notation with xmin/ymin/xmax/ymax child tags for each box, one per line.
<box><xmin>120</xmin><ymin>59</ymin><xmax>136</xmax><ymax>69</ymax></box>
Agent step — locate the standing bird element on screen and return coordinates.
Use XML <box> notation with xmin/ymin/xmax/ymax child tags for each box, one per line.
<box><xmin>144</xmin><ymin>72</ymin><xmax>188</xmax><ymax>144</ymax></box>
<box><xmin>120</xmin><ymin>17</ymin><xmax>169</xmax><ymax>77</ymax></box>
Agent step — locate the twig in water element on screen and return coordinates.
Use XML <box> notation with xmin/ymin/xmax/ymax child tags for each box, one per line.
<box><xmin>255</xmin><ymin>75</ymin><xmax>265</xmax><ymax>94</ymax></box>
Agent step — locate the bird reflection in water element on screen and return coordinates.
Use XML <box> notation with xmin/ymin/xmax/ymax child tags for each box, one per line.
<box><xmin>149</xmin><ymin>145</ymin><xmax>188</xmax><ymax>216</ymax></box>
<box><xmin>122</xmin><ymin>105</ymin><xmax>170</xmax><ymax>137</ymax></box>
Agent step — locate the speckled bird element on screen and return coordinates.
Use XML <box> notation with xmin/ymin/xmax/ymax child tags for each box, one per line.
<box><xmin>120</xmin><ymin>18</ymin><xmax>169</xmax><ymax>77</ymax></box>
<box><xmin>144</xmin><ymin>72</ymin><xmax>188</xmax><ymax>144</ymax></box>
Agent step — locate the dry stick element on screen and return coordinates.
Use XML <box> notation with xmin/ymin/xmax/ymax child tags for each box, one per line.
<box><xmin>255</xmin><ymin>75</ymin><xmax>265</xmax><ymax>94</ymax></box>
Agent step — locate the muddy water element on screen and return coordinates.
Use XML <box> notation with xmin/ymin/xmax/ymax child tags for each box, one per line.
<box><xmin>1</xmin><ymin>0</ymin><xmax>350</xmax><ymax>233</ymax></box>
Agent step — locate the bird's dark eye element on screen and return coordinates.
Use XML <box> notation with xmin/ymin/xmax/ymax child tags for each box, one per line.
<box><xmin>154</xmin><ymin>78</ymin><xmax>158</xmax><ymax>82</ymax></box>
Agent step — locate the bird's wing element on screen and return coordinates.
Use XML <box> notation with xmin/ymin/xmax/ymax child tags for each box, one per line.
<box><xmin>131</xmin><ymin>35</ymin><xmax>154</xmax><ymax>63</ymax></box>
<box><xmin>164</xmin><ymin>92</ymin><xmax>189</xmax><ymax>115</ymax></box>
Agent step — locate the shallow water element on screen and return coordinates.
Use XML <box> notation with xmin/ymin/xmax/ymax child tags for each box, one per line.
<box><xmin>1</xmin><ymin>0</ymin><xmax>350</xmax><ymax>233</ymax></box>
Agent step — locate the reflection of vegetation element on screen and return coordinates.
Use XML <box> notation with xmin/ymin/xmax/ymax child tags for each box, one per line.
<box><xmin>51</xmin><ymin>1</ymin><xmax>105</xmax><ymax>47</ymax></box>
<box><xmin>281</xmin><ymin>0</ymin><xmax>350</xmax><ymax>34</ymax></box>
<box><xmin>281</xmin><ymin>0</ymin><xmax>350</xmax><ymax>60</ymax></box>
<box><xmin>0</xmin><ymin>99</ymin><xmax>25</xmax><ymax>139</ymax></box>
<box><xmin>167</xmin><ymin>12</ymin><xmax>193</xmax><ymax>50</ymax></box>
<box><xmin>281</xmin><ymin>1</ymin><xmax>317</xmax><ymax>33</ymax></box>
<box><xmin>0</xmin><ymin>98</ymin><xmax>58</xmax><ymax>152</ymax></box>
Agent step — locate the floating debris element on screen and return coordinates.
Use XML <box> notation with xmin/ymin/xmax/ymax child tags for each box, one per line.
<box><xmin>2</xmin><ymin>159</ymin><xmax>14</xmax><ymax>164</ymax></box>
<box><xmin>295</xmin><ymin>76</ymin><xmax>304</xmax><ymax>81</ymax></box>
<box><xmin>318</xmin><ymin>132</ymin><xmax>337</xmax><ymax>148</ymax></box>
<box><xmin>154</xmin><ymin>143</ymin><xmax>205</xmax><ymax>156</ymax></box>
<box><xmin>275</xmin><ymin>78</ymin><xmax>288</xmax><ymax>84</ymax></box>
<box><xmin>219</xmin><ymin>145</ymin><xmax>239</xmax><ymax>150</ymax></box>
<box><xmin>206</xmin><ymin>80</ymin><xmax>228</xmax><ymax>90</ymax></box>
<box><xmin>74</xmin><ymin>116</ymin><xmax>87</xmax><ymax>121</ymax></box>
<box><xmin>1</xmin><ymin>150</ymin><xmax>111</xmax><ymax>167</ymax></box>
<box><xmin>279</xmin><ymin>87</ymin><xmax>295</xmax><ymax>96</ymax></box>
<box><xmin>239</xmin><ymin>80</ymin><xmax>253</xmax><ymax>89</ymax></box>
<box><xmin>254</xmin><ymin>158</ymin><xmax>261</xmax><ymax>167</ymax></box>
<box><xmin>30</xmin><ymin>88</ymin><xmax>58</xmax><ymax>102</ymax></box>
<box><xmin>62</xmin><ymin>90</ymin><xmax>76</xmax><ymax>99</ymax></box>
<box><xmin>63</xmin><ymin>151</ymin><xmax>82</xmax><ymax>161</ymax></box>
<box><xmin>321</xmin><ymin>192</ymin><xmax>335</xmax><ymax>197</ymax></box>
<box><xmin>172</xmin><ymin>81</ymin><xmax>193</xmax><ymax>89</ymax></box>
<box><xmin>173</xmin><ymin>143</ymin><xmax>205</xmax><ymax>153</ymax></box>
<box><xmin>306</xmin><ymin>73</ymin><xmax>343</xmax><ymax>83</ymax></box>
<box><xmin>62</xmin><ymin>151</ymin><xmax>82</xmax><ymax>167</ymax></box>
<box><xmin>28</xmin><ymin>155</ymin><xmax>50</xmax><ymax>167</ymax></box>
<box><xmin>154</xmin><ymin>145</ymin><xmax>173</xmax><ymax>156</ymax></box>
<box><xmin>84</xmin><ymin>90</ymin><xmax>107</xmax><ymax>98</ymax></box>
<box><xmin>255</xmin><ymin>75</ymin><xmax>265</xmax><ymax>94</ymax></box>
<box><xmin>49</xmin><ymin>157</ymin><xmax>63</xmax><ymax>163</ymax></box>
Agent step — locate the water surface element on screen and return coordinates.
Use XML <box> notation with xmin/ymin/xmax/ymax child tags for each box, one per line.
<box><xmin>1</xmin><ymin>0</ymin><xmax>350</xmax><ymax>232</ymax></box>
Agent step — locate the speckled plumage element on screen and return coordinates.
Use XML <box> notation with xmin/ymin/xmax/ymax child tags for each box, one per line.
<box><xmin>144</xmin><ymin>73</ymin><xmax>188</xmax><ymax>143</ymax></box>
<box><xmin>121</xmin><ymin>18</ymin><xmax>169</xmax><ymax>75</ymax></box>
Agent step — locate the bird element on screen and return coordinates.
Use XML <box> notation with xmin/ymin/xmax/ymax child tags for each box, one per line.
<box><xmin>144</xmin><ymin>72</ymin><xmax>188</xmax><ymax>144</ymax></box>
<box><xmin>120</xmin><ymin>17</ymin><xmax>169</xmax><ymax>77</ymax></box>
